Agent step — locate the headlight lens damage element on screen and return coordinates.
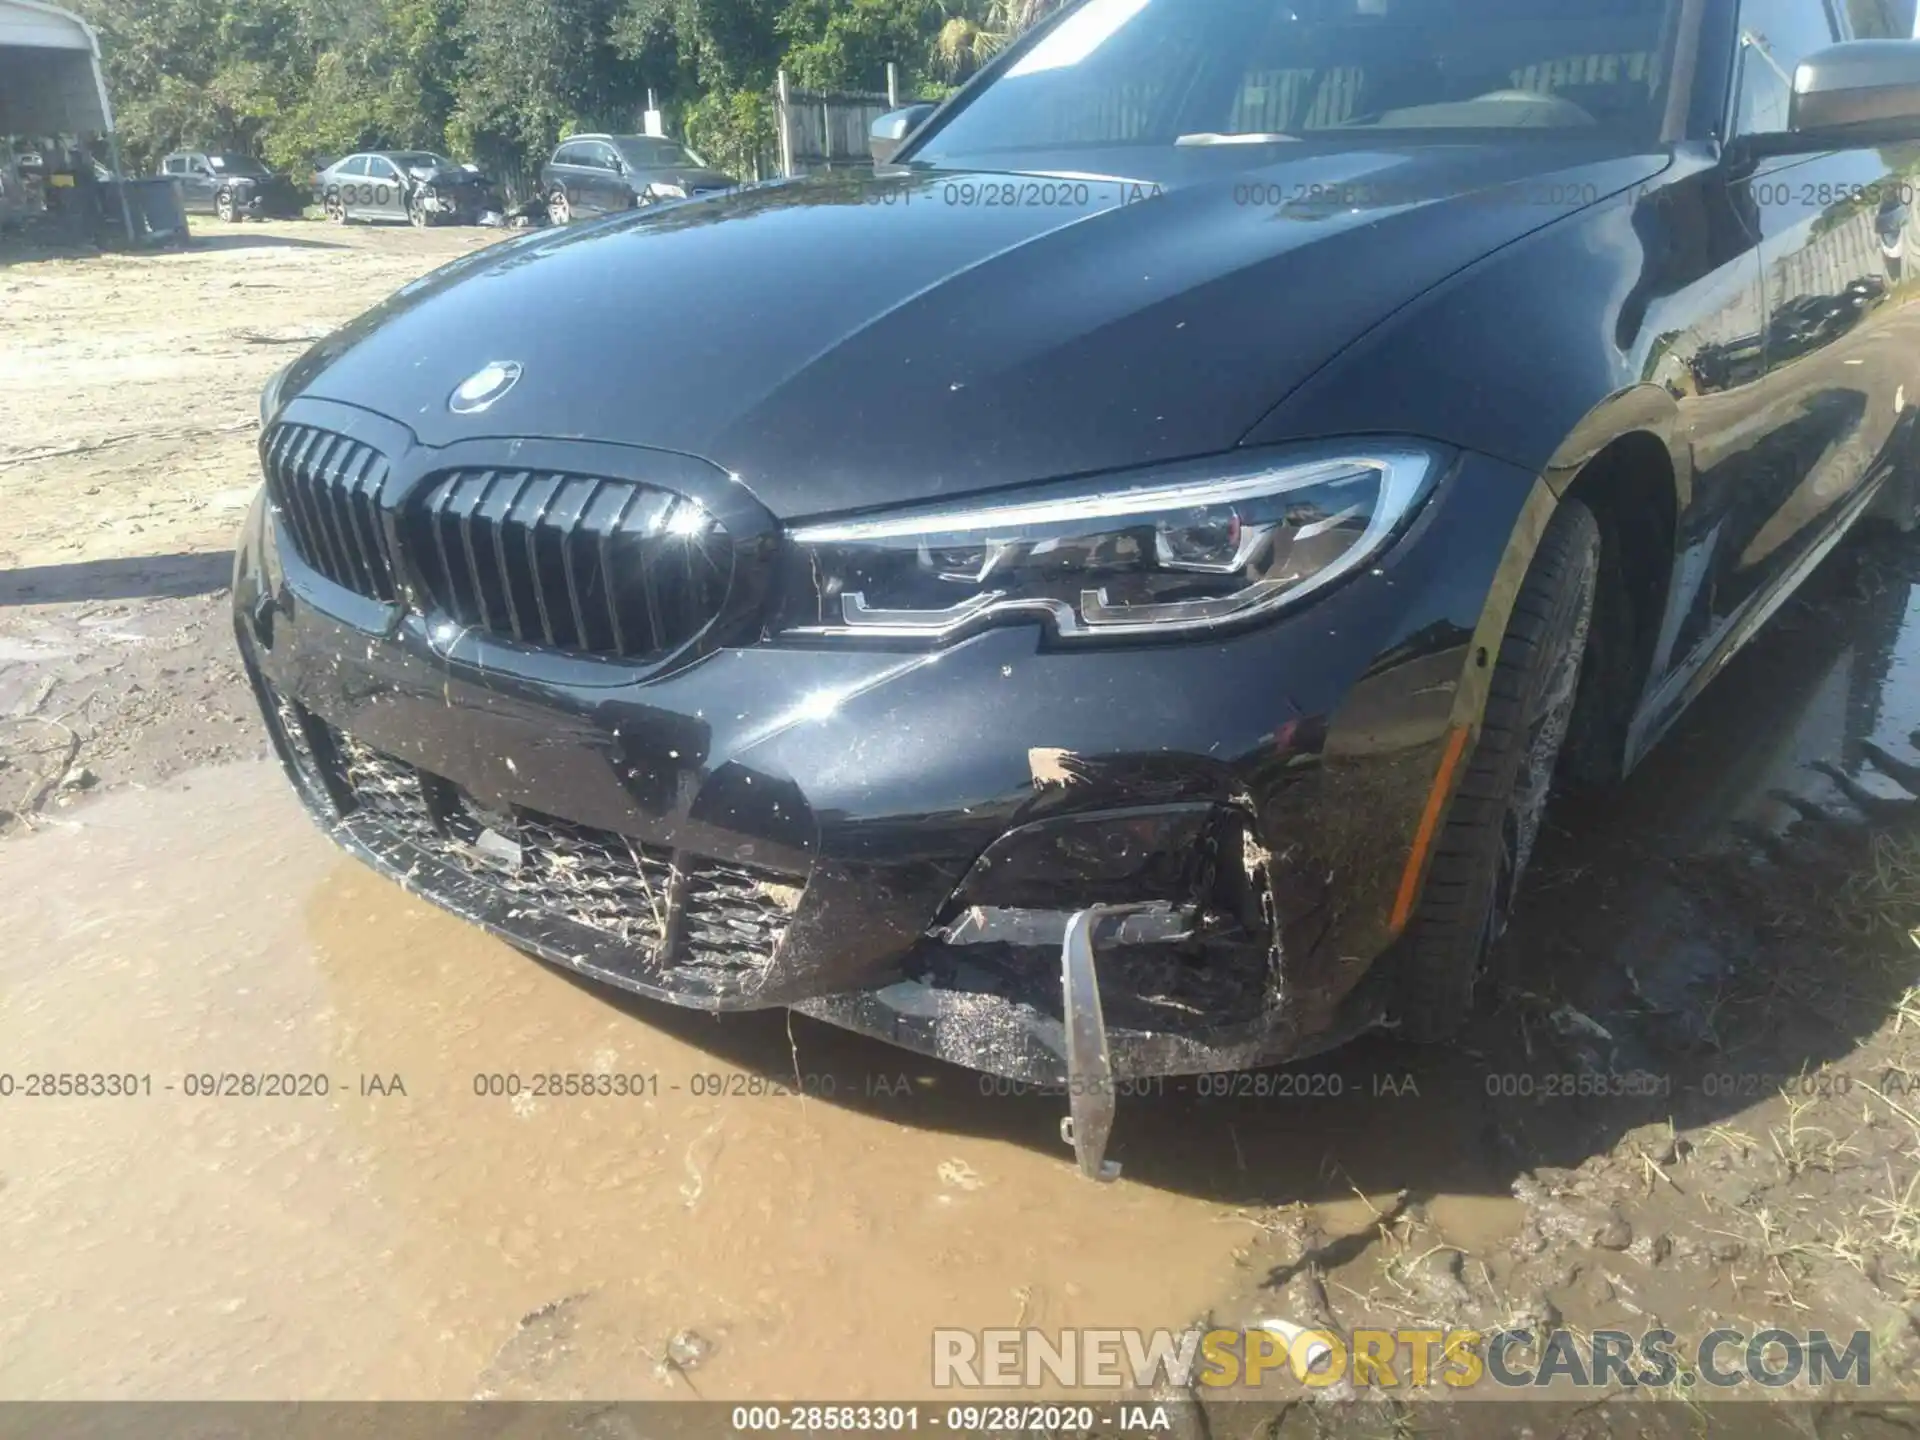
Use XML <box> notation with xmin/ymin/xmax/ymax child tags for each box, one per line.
<box><xmin>778</xmin><ymin>447</ymin><xmax>1440</xmax><ymax>642</ymax></box>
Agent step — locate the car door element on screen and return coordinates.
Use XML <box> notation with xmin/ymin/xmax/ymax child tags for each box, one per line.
<box><xmin>565</xmin><ymin>143</ymin><xmax>609</xmax><ymax>215</ymax></box>
<box><xmin>332</xmin><ymin>156</ymin><xmax>369</xmax><ymax>216</ymax></box>
<box><xmin>364</xmin><ymin>157</ymin><xmax>406</xmax><ymax>221</ymax></box>
<box><xmin>549</xmin><ymin>142</ymin><xmax>589</xmax><ymax>214</ymax></box>
<box><xmin>181</xmin><ymin>154</ymin><xmax>219</xmax><ymax>213</ymax></box>
<box><xmin>161</xmin><ymin>155</ymin><xmax>195</xmax><ymax>209</ymax></box>
<box><xmin>590</xmin><ymin>142</ymin><xmax>632</xmax><ymax>210</ymax></box>
<box><xmin>1710</xmin><ymin>0</ymin><xmax>1919</xmax><ymax>632</ymax></box>
<box><xmin>571</xmin><ymin>143</ymin><xmax>607</xmax><ymax>213</ymax></box>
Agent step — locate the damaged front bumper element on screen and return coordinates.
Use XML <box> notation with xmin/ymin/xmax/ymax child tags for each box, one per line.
<box><xmin>233</xmin><ymin>439</ymin><xmax>1535</xmax><ymax>1101</ymax></box>
<box><xmin>415</xmin><ymin>183</ymin><xmax>494</xmax><ymax>222</ymax></box>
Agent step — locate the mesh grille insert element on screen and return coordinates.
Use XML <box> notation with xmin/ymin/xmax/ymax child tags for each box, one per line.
<box><xmin>313</xmin><ymin>726</ymin><xmax>799</xmax><ymax>986</ymax></box>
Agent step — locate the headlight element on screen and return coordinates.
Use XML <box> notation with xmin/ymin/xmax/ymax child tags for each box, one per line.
<box><xmin>777</xmin><ymin>446</ymin><xmax>1441</xmax><ymax>643</ymax></box>
<box><xmin>259</xmin><ymin>361</ymin><xmax>293</xmax><ymax>426</ymax></box>
<box><xmin>649</xmin><ymin>182</ymin><xmax>687</xmax><ymax>199</ymax></box>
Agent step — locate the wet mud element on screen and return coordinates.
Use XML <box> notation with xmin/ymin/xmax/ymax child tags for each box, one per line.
<box><xmin>0</xmin><ymin>221</ymin><xmax>502</xmax><ymax>573</ymax></box>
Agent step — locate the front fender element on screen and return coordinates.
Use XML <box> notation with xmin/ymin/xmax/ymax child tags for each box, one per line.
<box><xmin>1238</xmin><ymin>151</ymin><xmax>1702</xmax><ymax>483</ymax></box>
<box><xmin>1238</xmin><ymin>155</ymin><xmax>1747</xmax><ymax>694</ymax></box>
<box><xmin>1237</xmin><ymin>160</ymin><xmax>1755</xmax><ymax>900</ymax></box>
<box><xmin>1539</xmin><ymin>382</ymin><xmax>1690</xmax><ymax>511</ymax></box>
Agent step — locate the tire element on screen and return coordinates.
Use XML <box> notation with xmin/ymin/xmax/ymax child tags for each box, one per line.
<box><xmin>324</xmin><ymin>192</ymin><xmax>347</xmax><ymax>224</ymax></box>
<box><xmin>216</xmin><ymin>189</ymin><xmax>238</xmax><ymax>223</ymax></box>
<box><xmin>548</xmin><ymin>188</ymin><xmax>572</xmax><ymax>225</ymax></box>
<box><xmin>408</xmin><ymin>193</ymin><xmax>429</xmax><ymax>228</ymax></box>
<box><xmin>1391</xmin><ymin>498</ymin><xmax>1601</xmax><ymax>1042</ymax></box>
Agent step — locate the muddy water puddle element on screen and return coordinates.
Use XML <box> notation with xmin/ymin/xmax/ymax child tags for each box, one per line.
<box><xmin>0</xmin><ymin>541</ymin><xmax>1916</xmax><ymax>1402</ymax></box>
<box><xmin>0</xmin><ymin>763</ymin><xmax>1260</xmax><ymax>1399</ymax></box>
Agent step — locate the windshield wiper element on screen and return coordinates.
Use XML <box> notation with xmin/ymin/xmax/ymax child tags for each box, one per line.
<box><xmin>1173</xmin><ymin>132</ymin><xmax>1301</xmax><ymax>146</ymax></box>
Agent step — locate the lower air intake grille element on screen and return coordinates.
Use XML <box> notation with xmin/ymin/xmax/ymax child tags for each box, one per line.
<box><xmin>319</xmin><ymin>726</ymin><xmax>798</xmax><ymax>985</ymax></box>
<box><xmin>408</xmin><ymin>469</ymin><xmax>733</xmax><ymax>662</ymax></box>
<box><xmin>504</xmin><ymin>812</ymin><xmax>679</xmax><ymax>949</ymax></box>
<box><xmin>682</xmin><ymin>863</ymin><xmax>805</xmax><ymax>975</ymax></box>
<box><xmin>336</xmin><ymin>734</ymin><xmax>441</xmax><ymax>848</ymax></box>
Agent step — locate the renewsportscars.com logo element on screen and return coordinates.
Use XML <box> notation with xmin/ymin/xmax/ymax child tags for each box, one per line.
<box><xmin>931</xmin><ymin>1326</ymin><xmax>1873</xmax><ymax>1392</ymax></box>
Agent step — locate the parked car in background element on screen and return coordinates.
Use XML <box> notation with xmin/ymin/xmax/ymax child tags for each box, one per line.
<box><xmin>540</xmin><ymin>134</ymin><xmax>735</xmax><ymax>223</ymax></box>
<box><xmin>314</xmin><ymin>151</ymin><xmax>498</xmax><ymax>226</ymax></box>
<box><xmin>159</xmin><ymin>152</ymin><xmax>305</xmax><ymax>221</ymax></box>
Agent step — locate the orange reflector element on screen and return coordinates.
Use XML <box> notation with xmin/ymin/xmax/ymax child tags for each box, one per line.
<box><xmin>1389</xmin><ymin>723</ymin><xmax>1473</xmax><ymax>935</ymax></box>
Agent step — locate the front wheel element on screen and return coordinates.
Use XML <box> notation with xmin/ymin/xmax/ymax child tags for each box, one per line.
<box><xmin>1390</xmin><ymin>498</ymin><xmax>1601</xmax><ymax>1042</ymax></box>
<box><xmin>548</xmin><ymin>188</ymin><xmax>572</xmax><ymax>225</ymax></box>
<box><xmin>215</xmin><ymin>189</ymin><xmax>238</xmax><ymax>223</ymax></box>
<box><xmin>407</xmin><ymin>193</ymin><xmax>430</xmax><ymax>228</ymax></box>
<box><xmin>323</xmin><ymin>192</ymin><xmax>347</xmax><ymax>224</ymax></box>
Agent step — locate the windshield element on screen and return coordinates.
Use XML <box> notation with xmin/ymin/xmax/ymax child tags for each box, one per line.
<box><xmin>616</xmin><ymin>138</ymin><xmax>706</xmax><ymax>168</ymax></box>
<box><xmin>911</xmin><ymin>0</ymin><xmax>1681</xmax><ymax>165</ymax></box>
<box><xmin>207</xmin><ymin>155</ymin><xmax>269</xmax><ymax>176</ymax></box>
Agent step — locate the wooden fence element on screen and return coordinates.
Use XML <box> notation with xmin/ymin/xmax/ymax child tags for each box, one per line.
<box><xmin>774</xmin><ymin>67</ymin><xmax>918</xmax><ymax>176</ymax></box>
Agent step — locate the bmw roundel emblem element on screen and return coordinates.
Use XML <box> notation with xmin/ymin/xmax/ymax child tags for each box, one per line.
<box><xmin>449</xmin><ymin>360</ymin><xmax>522</xmax><ymax>414</ymax></box>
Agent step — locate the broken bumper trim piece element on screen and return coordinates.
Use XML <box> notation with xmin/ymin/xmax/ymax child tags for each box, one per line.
<box><xmin>1060</xmin><ymin>907</ymin><xmax>1123</xmax><ymax>1182</ymax></box>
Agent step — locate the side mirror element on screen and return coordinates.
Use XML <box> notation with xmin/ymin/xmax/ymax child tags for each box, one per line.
<box><xmin>870</xmin><ymin>104</ymin><xmax>936</xmax><ymax>165</ymax></box>
<box><xmin>1790</xmin><ymin>40</ymin><xmax>1920</xmax><ymax>138</ymax></box>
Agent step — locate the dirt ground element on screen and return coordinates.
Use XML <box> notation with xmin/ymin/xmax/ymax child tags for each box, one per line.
<box><xmin>1</xmin><ymin>217</ymin><xmax>1918</xmax><ymax>1423</ymax></box>
<box><xmin>0</xmin><ymin>221</ymin><xmax>501</xmax><ymax>811</ymax></box>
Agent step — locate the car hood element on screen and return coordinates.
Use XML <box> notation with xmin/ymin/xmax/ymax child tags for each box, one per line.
<box><xmin>285</xmin><ymin>143</ymin><xmax>1667</xmax><ymax>519</ymax></box>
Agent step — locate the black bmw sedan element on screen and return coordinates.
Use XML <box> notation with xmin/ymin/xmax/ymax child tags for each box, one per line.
<box><xmin>236</xmin><ymin>0</ymin><xmax>1920</xmax><ymax>1176</ymax></box>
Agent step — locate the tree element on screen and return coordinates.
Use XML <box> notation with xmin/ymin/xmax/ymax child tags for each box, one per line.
<box><xmin>777</xmin><ymin>0</ymin><xmax>942</xmax><ymax>93</ymax></box>
<box><xmin>260</xmin><ymin>0</ymin><xmax>461</xmax><ymax>169</ymax></box>
<box><xmin>72</xmin><ymin>0</ymin><xmax>462</xmax><ymax>173</ymax></box>
<box><xmin>68</xmin><ymin>0</ymin><xmax>1043</xmax><ymax>187</ymax></box>
<box><xmin>930</xmin><ymin>0</ymin><xmax>1062</xmax><ymax>84</ymax></box>
<box><xmin>611</xmin><ymin>0</ymin><xmax>785</xmax><ymax>180</ymax></box>
<box><xmin>613</xmin><ymin>0</ymin><xmax>785</xmax><ymax>93</ymax></box>
<box><xmin>682</xmin><ymin>86</ymin><xmax>776</xmax><ymax>179</ymax></box>
<box><xmin>73</xmin><ymin>0</ymin><xmax>306</xmax><ymax>166</ymax></box>
<box><xmin>448</xmin><ymin>0</ymin><xmax>651</xmax><ymax>189</ymax></box>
